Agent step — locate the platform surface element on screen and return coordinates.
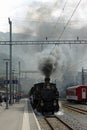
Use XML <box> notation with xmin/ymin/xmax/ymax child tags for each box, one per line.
<box><xmin>0</xmin><ymin>99</ymin><xmax>41</xmax><ymax>130</ymax></box>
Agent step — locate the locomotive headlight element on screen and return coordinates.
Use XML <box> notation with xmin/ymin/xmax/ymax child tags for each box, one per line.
<box><xmin>53</xmin><ymin>101</ymin><xmax>57</xmax><ymax>106</ymax></box>
<box><xmin>40</xmin><ymin>100</ymin><xmax>44</xmax><ymax>106</ymax></box>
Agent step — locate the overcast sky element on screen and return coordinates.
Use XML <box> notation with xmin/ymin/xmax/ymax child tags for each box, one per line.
<box><xmin>0</xmin><ymin>0</ymin><xmax>87</xmax><ymax>87</ymax></box>
<box><xmin>0</xmin><ymin>0</ymin><xmax>87</xmax><ymax>40</ymax></box>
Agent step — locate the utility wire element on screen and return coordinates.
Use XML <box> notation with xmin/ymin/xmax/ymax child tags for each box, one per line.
<box><xmin>48</xmin><ymin>0</ymin><xmax>67</xmax><ymax>54</ymax></box>
<box><xmin>49</xmin><ymin>0</ymin><xmax>82</xmax><ymax>55</ymax></box>
<box><xmin>42</xmin><ymin>0</ymin><xmax>67</xmax><ymax>40</ymax></box>
<box><xmin>49</xmin><ymin>0</ymin><xmax>67</xmax><ymax>39</ymax></box>
<box><xmin>58</xmin><ymin>0</ymin><xmax>82</xmax><ymax>40</ymax></box>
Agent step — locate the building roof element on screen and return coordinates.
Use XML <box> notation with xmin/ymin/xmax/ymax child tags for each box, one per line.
<box><xmin>67</xmin><ymin>85</ymin><xmax>87</xmax><ymax>90</ymax></box>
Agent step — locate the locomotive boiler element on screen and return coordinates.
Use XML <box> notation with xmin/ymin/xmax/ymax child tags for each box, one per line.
<box><xmin>29</xmin><ymin>77</ymin><xmax>59</xmax><ymax>114</ymax></box>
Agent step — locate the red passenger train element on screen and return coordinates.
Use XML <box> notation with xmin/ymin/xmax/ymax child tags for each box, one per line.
<box><xmin>66</xmin><ymin>85</ymin><xmax>87</xmax><ymax>104</ymax></box>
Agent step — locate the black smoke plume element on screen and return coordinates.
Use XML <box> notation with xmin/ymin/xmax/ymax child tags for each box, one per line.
<box><xmin>38</xmin><ymin>55</ymin><xmax>58</xmax><ymax>78</ymax></box>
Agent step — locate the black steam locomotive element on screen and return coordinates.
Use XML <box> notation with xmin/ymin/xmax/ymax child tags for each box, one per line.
<box><xmin>29</xmin><ymin>78</ymin><xmax>59</xmax><ymax>114</ymax></box>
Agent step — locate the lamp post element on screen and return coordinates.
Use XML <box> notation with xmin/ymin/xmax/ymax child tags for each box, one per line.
<box><xmin>12</xmin><ymin>69</ymin><xmax>15</xmax><ymax>104</ymax></box>
<box><xmin>8</xmin><ymin>18</ymin><xmax>12</xmax><ymax>104</ymax></box>
<box><xmin>18</xmin><ymin>61</ymin><xmax>21</xmax><ymax>99</ymax></box>
<box><xmin>82</xmin><ymin>68</ymin><xmax>87</xmax><ymax>85</ymax></box>
<box><xmin>3</xmin><ymin>59</ymin><xmax>10</xmax><ymax>108</ymax></box>
<box><xmin>15</xmin><ymin>76</ymin><xmax>18</xmax><ymax>102</ymax></box>
<box><xmin>5</xmin><ymin>62</ymin><xmax>9</xmax><ymax>109</ymax></box>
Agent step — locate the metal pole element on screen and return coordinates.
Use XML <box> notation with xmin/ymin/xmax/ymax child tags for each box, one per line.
<box><xmin>19</xmin><ymin>61</ymin><xmax>21</xmax><ymax>99</ymax></box>
<box><xmin>12</xmin><ymin>71</ymin><xmax>14</xmax><ymax>104</ymax></box>
<box><xmin>82</xmin><ymin>67</ymin><xmax>84</xmax><ymax>85</ymax></box>
<box><xmin>8</xmin><ymin>18</ymin><xmax>12</xmax><ymax>104</ymax></box>
<box><xmin>15</xmin><ymin>76</ymin><xmax>18</xmax><ymax>102</ymax></box>
<box><xmin>6</xmin><ymin>62</ymin><xmax>8</xmax><ymax>109</ymax></box>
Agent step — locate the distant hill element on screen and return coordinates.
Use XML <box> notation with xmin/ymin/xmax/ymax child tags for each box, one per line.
<box><xmin>0</xmin><ymin>31</ymin><xmax>35</xmax><ymax>41</ymax></box>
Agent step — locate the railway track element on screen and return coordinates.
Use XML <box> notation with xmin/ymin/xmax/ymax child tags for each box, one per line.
<box><xmin>37</xmin><ymin>112</ymin><xmax>87</xmax><ymax>130</ymax></box>
<box><xmin>43</xmin><ymin>115</ymin><xmax>74</xmax><ymax>130</ymax></box>
<box><xmin>63</xmin><ymin>104</ymin><xmax>87</xmax><ymax>114</ymax></box>
<box><xmin>37</xmin><ymin>101</ymin><xmax>87</xmax><ymax>130</ymax></box>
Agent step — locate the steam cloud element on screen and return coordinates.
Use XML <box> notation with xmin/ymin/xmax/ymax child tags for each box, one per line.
<box><xmin>1</xmin><ymin>1</ymin><xmax>87</xmax><ymax>95</ymax></box>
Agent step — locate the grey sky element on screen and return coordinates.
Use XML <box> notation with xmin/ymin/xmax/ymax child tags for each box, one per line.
<box><xmin>0</xmin><ymin>0</ymin><xmax>87</xmax><ymax>40</ymax></box>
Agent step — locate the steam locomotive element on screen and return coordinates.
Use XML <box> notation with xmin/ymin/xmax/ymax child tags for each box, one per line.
<box><xmin>29</xmin><ymin>77</ymin><xmax>59</xmax><ymax>114</ymax></box>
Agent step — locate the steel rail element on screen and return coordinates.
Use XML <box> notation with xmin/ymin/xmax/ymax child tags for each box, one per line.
<box><xmin>55</xmin><ymin>116</ymin><xmax>74</xmax><ymax>130</ymax></box>
<box><xmin>63</xmin><ymin>104</ymin><xmax>87</xmax><ymax>114</ymax></box>
<box><xmin>44</xmin><ymin>116</ymin><xmax>74</xmax><ymax>130</ymax></box>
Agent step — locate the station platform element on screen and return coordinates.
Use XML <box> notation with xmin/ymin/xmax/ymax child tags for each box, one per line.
<box><xmin>0</xmin><ymin>99</ymin><xmax>41</xmax><ymax>130</ymax></box>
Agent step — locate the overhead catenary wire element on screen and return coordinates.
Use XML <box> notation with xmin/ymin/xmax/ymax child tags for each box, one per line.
<box><xmin>49</xmin><ymin>0</ymin><xmax>67</xmax><ymax>39</ymax></box>
<box><xmin>47</xmin><ymin>0</ymin><xmax>68</xmax><ymax>54</ymax></box>
<box><xmin>38</xmin><ymin>0</ymin><xmax>67</xmax><ymax>40</ymax></box>
<box><xmin>53</xmin><ymin>0</ymin><xmax>67</xmax><ymax>20</ymax></box>
<box><xmin>58</xmin><ymin>0</ymin><xmax>82</xmax><ymax>40</ymax></box>
<box><xmin>49</xmin><ymin>0</ymin><xmax>82</xmax><ymax>55</ymax></box>
<box><xmin>0</xmin><ymin>0</ymin><xmax>84</xmax><ymax>30</ymax></box>
<box><xmin>1</xmin><ymin>1</ymin><xmax>82</xmax><ymax>34</ymax></box>
<box><xmin>11</xmin><ymin>0</ymin><xmax>67</xmax><ymax>40</ymax></box>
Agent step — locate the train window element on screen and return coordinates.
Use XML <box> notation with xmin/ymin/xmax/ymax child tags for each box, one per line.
<box><xmin>83</xmin><ymin>89</ymin><xmax>86</xmax><ymax>92</ymax></box>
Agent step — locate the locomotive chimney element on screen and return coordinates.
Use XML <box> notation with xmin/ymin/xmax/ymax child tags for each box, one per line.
<box><xmin>44</xmin><ymin>77</ymin><xmax>50</xmax><ymax>83</ymax></box>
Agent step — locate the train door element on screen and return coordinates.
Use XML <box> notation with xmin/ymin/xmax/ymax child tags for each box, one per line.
<box><xmin>82</xmin><ymin>88</ymin><xmax>86</xmax><ymax>102</ymax></box>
